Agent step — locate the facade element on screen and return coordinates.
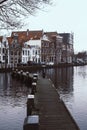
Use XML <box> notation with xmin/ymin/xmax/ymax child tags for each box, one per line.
<box><xmin>22</xmin><ymin>40</ymin><xmax>41</xmax><ymax>64</ymax></box>
<box><xmin>41</xmin><ymin>32</ymin><xmax>63</xmax><ymax>64</ymax></box>
<box><xmin>9</xmin><ymin>33</ymin><xmax>22</xmax><ymax>68</ymax></box>
<box><xmin>59</xmin><ymin>33</ymin><xmax>74</xmax><ymax>63</ymax></box>
<box><xmin>0</xmin><ymin>30</ymin><xmax>74</xmax><ymax>68</ymax></box>
<box><xmin>10</xmin><ymin>30</ymin><xmax>43</xmax><ymax>67</ymax></box>
<box><xmin>22</xmin><ymin>43</ymin><xmax>31</xmax><ymax>64</ymax></box>
<box><xmin>0</xmin><ymin>36</ymin><xmax>9</xmax><ymax>68</ymax></box>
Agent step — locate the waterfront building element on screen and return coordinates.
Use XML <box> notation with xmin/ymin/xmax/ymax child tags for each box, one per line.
<box><xmin>22</xmin><ymin>40</ymin><xmax>41</xmax><ymax>63</ymax></box>
<box><xmin>0</xmin><ymin>36</ymin><xmax>9</xmax><ymax>68</ymax></box>
<box><xmin>41</xmin><ymin>32</ymin><xmax>63</xmax><ymax>64</ymax></box>
<box><xmin>22</xmin><ymin>42</ymin><xmax>31</xmax><ymax>64</ymax></box>
<box><xmin>9</xmin><ymin>33</ymin><xmax>22</xmax><ymax>68</ymax></box>
<box><xmin>10</xmin><ymin>30</ymin><xmax>43</xmax><ymax>66</ymax></box>
<box><xmin>0</xmin><ymin>30</ymin><xmax>74</xmax><ymax>67</ymax></box>
<box><xmin>59</xmin><ymin>33</ymin><xmax>74</xmax><ymax>63</ymax></box>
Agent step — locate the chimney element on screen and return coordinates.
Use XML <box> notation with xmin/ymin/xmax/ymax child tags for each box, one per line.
<box><xmin>27</xmin><ymin>29</ymin><xmax>29</xmax><ymax>36</ymax></box>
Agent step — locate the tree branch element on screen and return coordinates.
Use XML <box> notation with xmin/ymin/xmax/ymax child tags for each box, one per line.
<box><xmin>0</xmin><ymin>0</ymin><xmax>52</xmax><ymax>29</ymax></box>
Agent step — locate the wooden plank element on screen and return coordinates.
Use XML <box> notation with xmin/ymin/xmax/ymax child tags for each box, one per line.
<box><xmin>35</xmin><ymin>77</ymin><xmax>80</xmax><ymax>130</ymax></box>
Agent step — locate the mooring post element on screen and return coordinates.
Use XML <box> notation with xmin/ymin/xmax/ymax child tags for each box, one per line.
<box><xmin>33</xmin><ymin>73</ymin><xmax>38</xmax><ymax>79</ymax></box>
<box><xmin>23</xmin><ymin>115</ymin><xmax>39</xmax><ymax>130</ymax></box>
<box><xmin>27</xmin><ymin>94</ymin><xmax>34</xmax><ymax>116</ymax></box>
<box><xmin>33</xmin><ymin>77</ymin><xmax>37</xmax><ymax>83</ymax></box>
<box><xmin>31</xmin><ymin>82</ymin><xmax>37</xmax><ymax>94</ymax></box>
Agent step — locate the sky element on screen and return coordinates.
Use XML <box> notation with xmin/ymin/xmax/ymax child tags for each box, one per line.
<box><xmin>1</xmin><ymin>0</ymin><xmax>87</xmax><ymax>53</ymax></box>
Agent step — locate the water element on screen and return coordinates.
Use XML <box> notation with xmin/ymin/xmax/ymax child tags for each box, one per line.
<box><xmin>0</xmin><ymin>73</ymin><xmax>30</xmax><ymax>130</ymax></box>
<box><xmin>0</xmin><ymin>66</ymin><xmax>87</xmax><ymax>130</ymax></box>
<box><xmin>46</xmin><ymin>65</ymin><xmax>87</xmax><ymax>130</ymax></box>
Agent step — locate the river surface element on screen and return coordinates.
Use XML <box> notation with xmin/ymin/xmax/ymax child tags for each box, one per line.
<box><xmin>46</xmin><ymin>65</ymin><xmax>87</xmax><ymax>130</ymax></box>
<box><xmin>0</xmin><ymin>73</ymin><xmax>31</xmax><ymax>130</ymax></box>
<box><xmin>0</xmin><ymin>66</ymin><xmax>87</xmax><ymax>130</ymax></box>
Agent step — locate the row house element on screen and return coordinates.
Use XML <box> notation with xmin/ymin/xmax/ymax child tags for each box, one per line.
<box><xmin>9</xmin><ymin>30</ymin><xmax>43</xmax><ymax>67</ymax></box>
<box><xmin>0</xmin><ymin>30</ymin><xmax>74</xmax><ymax>68</ymax></box>
<box><xmin>41</xmin><ymin>32</ymin><xmax>63</xmax><ymax>64</ymax></box>
<box><xmin>41</xmin><ymin>32</ymin><xmax>74</xmax><ymax>64</ymax></box>
<box><xmin>22</xmin><ymin>43</ymin><xmax>31</xmax><ymax>64</ymax></box>
<box><xmin>9</xmin><ymin>33</ymin><xmax>22</xmax><ymax>68</ymax></box>
<box><xmin>22</xmin><ymin>40</ymin><xmax>41</xmax><ymax>63</ymax></box>
<box><xmin>0</xmin><ymin>36</ymin><xmax>9</xmax><ymax>68</ymax></box>
<box><xmin>59</xmin><ymin>33</ymin><xmax>74</xmax><ymax>63</ymax></box>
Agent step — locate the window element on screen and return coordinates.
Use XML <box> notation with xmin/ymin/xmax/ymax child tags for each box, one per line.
<box><xmin>3</xmin><ymin>56</ymin><xmax>5</xmax><ymax>60</ymax></box>
<box><xmin>33</xmin><ymin>50</ymin><xmax>34</xmax><ymax>55</ymax></box>
<box><xmin>11</xmin><ymin>51</ymin><xmax>13</xmax><ymax>55</ymax></box>
<box><xmin>11</xmin><ymin>57</ymin><xmax>13</xmax><ymax>60</ymax></box>
<box><xmin>23</xmin><ymin>50</ymin><xmax>24</xmax><ymax>55</ymax></box>
<box><xmin>28</xmin><ymin>50</ymin><xmax>30</xmax><ymax>55</ymax></box>
<box><xmin>25</xmin><ymin>50</ymin><xmax>27</xmax><ymax>55</ymax></box>
<box><xmin>42</xmin><ymin>42</ymin><xmax>44</xmax><ymax>47</ymax></box>
<box><xmin>15</xmin><ymin>51</ymin><xmax>17</xmax><ymax>55</ymax></box>
<box><xmin>3</xmin><ymin>48</ymin><xmax>5</xmax><ymax>54</ymax></box>
<box><xmin>36</xmin><ymin>50</ymin><xmax>37</xmax><ymax>55</ymax></box>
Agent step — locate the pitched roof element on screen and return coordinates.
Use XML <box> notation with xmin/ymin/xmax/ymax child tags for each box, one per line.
<box><xmin>0</xmin><ymin>36</ymin><xmax>3</xmax><ymax>42</ymax></box>
<box><xmin>44</xmin><ymin>31</ymin><xmax>58</xmax><ymax>41</ymax></box>
<box><xmin>7</xmin><ymin>37</ymin><xmax>13</xmax><ymax>45</ymax></box>
<box><xmin>11</xmin><ymin>30</ymin><xmax>43</xmax><ymax>45</ymax></box>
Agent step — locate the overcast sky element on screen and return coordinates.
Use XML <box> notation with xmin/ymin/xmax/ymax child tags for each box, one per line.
<box><xmin>1</xmin><ymin>0</ymin><xmax>87</xmax><ymax>53</ymax></box>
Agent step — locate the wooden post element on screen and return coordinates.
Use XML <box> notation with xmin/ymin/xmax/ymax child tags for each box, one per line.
<box><xmin>23</xmin><ymin>115</ymin><xmax>39</xmax><ymax>130</ymax></box>
<box><xmin>33</xmin><ymin>77</ymin><xmax>37</xmax><ymax>83</ymax></box>
<box><xmin>33</xmin><ymin>73</ymin><xmax>38</xmax><ymax>79</ymax></box>
<box><xmin>31</xmin><ymin>82</ymin><xmax>37</xmax><ymax>94</ymax></box>
<box><xmin>27</xmin><ymin>94</ymin><xmax>34</xmax><ymax>116</ymax></box>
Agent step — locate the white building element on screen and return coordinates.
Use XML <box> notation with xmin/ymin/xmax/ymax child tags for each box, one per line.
<box><xmin>22</xmin><ymin>40</ymin><xmax>41</xmax><ymax>64</ymax></box>
<box><xmin>22</xmin><ymin>43</ymin><xmax>31</xmax><ymax>64</ymax></box>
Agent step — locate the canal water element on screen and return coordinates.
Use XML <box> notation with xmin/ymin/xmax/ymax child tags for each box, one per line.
<box><xmin>0</xmin><ymin>73</ymin><xmax>30</xmax><ymax>130</ymax></box>
<box><xmin>0</xmin><ymin>66</ymin><xmax>87</xmax><ymax>130</ymax></box>
<box><xmin>46</xmin><ymin>65</ymin><xmax>87</xmax><ymax>130</ymax></box>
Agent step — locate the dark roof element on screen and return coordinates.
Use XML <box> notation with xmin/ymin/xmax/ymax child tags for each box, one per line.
<box><xmin>59</xmin><ymin>33</ymin><xmax>71</xmax><ymax>44</ymax></box>
<box><xmin>44</xmin><ymin>31</ymin><xmax>58</xmax><ymax>37</ymax></box>
<box><xmin>44</xmin><ymin>32</ymin><xmax>58</xmax><ymax>41</ymax></box>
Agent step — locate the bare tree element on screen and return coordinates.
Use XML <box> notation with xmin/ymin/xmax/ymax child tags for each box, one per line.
<box><xmin>0</xmin><ymin>0</ymin><xmax>52</xmax><ymax>29</ymax></box>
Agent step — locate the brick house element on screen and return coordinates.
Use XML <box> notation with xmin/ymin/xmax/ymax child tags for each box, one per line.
<box><xmin>41</xmin><ymin>32</ymin><xmax>63</xmax><ymax>64</ymax></box>
<box><xmin>59</xmin><ymin>33</ymin><xmax>74</xmax><ymax>63</ymax></box>
<box><xmin>9</xmin><ymin>30</ymin><xmax>43</xmax><ymax>67</ymax></box>
<box><xmin>0</xmin><ymin>36</ymin><xmax>9</xmax><ymax>68</ymax></box>
<box><xmin>0</xmin><ymin>30</ymin><xmax>74</xmax><ymax>68</ymax></box>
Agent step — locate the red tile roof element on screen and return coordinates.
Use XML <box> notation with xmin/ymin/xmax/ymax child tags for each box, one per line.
<box><xmin>7</xmin><ymin>30</ymin><xmax>59</xmax><ymax>45</ymax></box>
<box><xmin>0</xmin><ymin>36</ymin><xmax>3</xmax><ymax>42</ymax></box>
<box><xmin>7</xmin><ymin>37</ymin><xmax>13</xmax><ymax>45</ymax></box>
<box><xmin>11</xmin><ymin>30</ymin><xmax>43</xmax><ymax>45</ymax></box>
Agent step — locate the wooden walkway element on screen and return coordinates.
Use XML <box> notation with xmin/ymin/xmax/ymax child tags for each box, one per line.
<box><xmin>35</xmin><ymin>76</ymin><xmax>80</xmax><ymax>130</ymax></box>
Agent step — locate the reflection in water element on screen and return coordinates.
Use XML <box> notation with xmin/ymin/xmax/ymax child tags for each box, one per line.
<box><xmin>46</xmin><ymin>67</ymin><xmax>74</xmax><ymax>93</ymax></box>
<box><xmin>1</xmin><ymin>66</ymin><xmax>87</xmax><ymax>130</ymax></box>
<box><xmin>0</xmin><ymin>73</ymin><xmax>30</xmax><ymax>130</ymax></box>
<box><xmin>46</xmin><ymin>66</ymin><xmax>87</xmax><ymax>130</ymax></box>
